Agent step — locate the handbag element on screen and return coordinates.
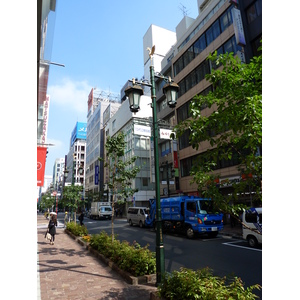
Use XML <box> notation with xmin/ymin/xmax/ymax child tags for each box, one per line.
<box><xmin>46</xmin><ymin>232</ymin><xmax>52</xmax><ymax>241</ymax></box>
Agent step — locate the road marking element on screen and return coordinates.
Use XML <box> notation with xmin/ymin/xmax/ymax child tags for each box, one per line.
<box><xmin>222</xmin><ymin>240</ymin><xmax>262</xmax><ymax>252</ymax></box>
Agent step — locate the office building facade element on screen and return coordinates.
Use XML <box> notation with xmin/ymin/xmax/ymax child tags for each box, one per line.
<box><xmin>85</xmin><ymin>88</ymin><xmax>121</xmax><ymax>202</ymax></box>
<box><xmin>155</xmin><ymin>0</ymin><xmax>261</xmax><ymax>203</ymax></box>
<box><xmin>65</xmin><ymin>122</ymin><xmax>87</xmax><ymax>187</ymax></box>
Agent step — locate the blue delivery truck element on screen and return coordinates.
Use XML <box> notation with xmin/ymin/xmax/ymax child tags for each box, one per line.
<box><xmin>145</xmin><ymin>196</ymin><xmax>223</xmax><ymax>238</ymax></box>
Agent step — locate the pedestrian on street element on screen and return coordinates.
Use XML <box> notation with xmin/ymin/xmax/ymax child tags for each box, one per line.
<box><xmin>48</xmin><ymin>214</ymin><xmax>57</xmax><ymax>245</ymax></box>
<box><xmin>64</xmin><ymin>211</ymin><xmax>68</xmax><ymax>228</ymax></box>
<box><xmin>79</xmin><ymin>212</ymin><xmax>84</xmax><ymax>226</ymax></box>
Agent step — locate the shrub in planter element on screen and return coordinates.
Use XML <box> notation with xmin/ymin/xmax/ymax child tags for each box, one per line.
<box><xmin>158</xmin><ymin>267</ymin><xmax>261</xmax><ymax>300</ymax></box>
<box><xmin>90</xmin><ymin>231</ymin><xmax>156</xmax><ymax>277</ymax></box>
<box><xmin>82</xmin><ymin>235</ymin><xmax>91</xmax><ymax>243</ymax></box>
<box><xmin>118</xmin><ymin>240</ymin><xmax>156</xmax><ymax>276</ymax></box>
<box><xmin>66</xmin><ymin>222</ymin><xmax>88</xmax><ymax>237</ymax></box>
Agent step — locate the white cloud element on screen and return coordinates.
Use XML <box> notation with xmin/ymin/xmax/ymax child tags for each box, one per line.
<box><xmin>46</xmin><ymin>138</ymin><xmax>63</xmax><ymax>149</ymax></box>
<box><xmin>48</xmin><ymin>78</ymin><xmax>92</xmax><ymax>113</ymax></box>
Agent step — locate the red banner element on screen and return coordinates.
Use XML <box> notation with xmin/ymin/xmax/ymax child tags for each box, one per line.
<box><xmin>173</xmin><ymin>151</ymin><xmax>178</xmax><ymax>168</ymax></box>
<box><xmin>37</xmin><ymin>146</ymin><xmax>47</xmax><ymax>186</ymax></box>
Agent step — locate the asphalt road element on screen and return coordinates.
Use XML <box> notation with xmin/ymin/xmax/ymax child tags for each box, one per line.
<box><xmin>59</xmin><ymin>214</ymin><xmax>262</xmax><ymax>298</ymax></box>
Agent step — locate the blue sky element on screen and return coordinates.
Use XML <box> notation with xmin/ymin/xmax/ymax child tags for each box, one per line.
<box><xmin>45</xmin><ymin>0</ymin><xmax>198</xmax><ymax>175</ymax></box>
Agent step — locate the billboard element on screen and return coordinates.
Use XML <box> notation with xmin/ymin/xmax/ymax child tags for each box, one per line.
<box><xmin>37</xmin><ymin>147</ymin><xmax>47</xmax><ymax>187</ymax></box>
<box><xmin>71</xmin><ymin>122</ymin><xmax>87</xmax><ymax>146</ymax></box>
<box><xmin>134</xmin><ymin>124</ymin><xmax>151</xmax><ymax>137</ymax></box>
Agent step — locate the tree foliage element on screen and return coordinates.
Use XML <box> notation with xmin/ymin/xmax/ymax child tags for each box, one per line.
<box><xmin>40</xmin><ymin>191</ymin><xmax>56</xmax><ymax>211</ymax></box>
<box><xmin>101</xmin><ymin>131</ymin><xmax>140</xmax><ymax>240</ymax></box>
<box><xmin>62</xmin><ymin>185</ymin><xmax>84</xmax><ymax>223</ymax></box>
<box><xmin>174</xmin><ymin>46</ymin><xmax>262</xmax><ymax>215</ymax></box>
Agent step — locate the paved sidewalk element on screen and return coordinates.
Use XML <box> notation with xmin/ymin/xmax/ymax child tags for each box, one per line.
<box><xmin>37</xmin><ymin>214</ymin><xmax>157</xmax><ymax>300</ymax></box>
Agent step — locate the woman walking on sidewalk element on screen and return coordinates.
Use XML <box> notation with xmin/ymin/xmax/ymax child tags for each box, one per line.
<box><xmin>48</xmin><ymin>214</ymin><xmax>57</xmax><ymax>245</ymax></box>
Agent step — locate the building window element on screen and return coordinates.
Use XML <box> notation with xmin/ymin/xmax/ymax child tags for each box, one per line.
<box><xmin>206</xmin><ymin>26</ymin><xmax>214</xmax><ymax>46</ymax></box>
<box><xmin>177</xmin><ymin>101</ymin><xmax>190</xmax><ymax>123</ymax></box>
<box><xmin>142</xmin><ymin>178</ymin><xmax>148</xmax><ymax>186</ymax></box>
<box><xmin>180</xmin><ymin>156</ymin><xmax>192</xmax><ymax>177</ymax></box>
<box><xmin>161</xmin><ymin>141</ymin><xmax>171</xmax><ymax>157</ymax></box>
<box><xmin>174</xmin><ymin>56</ymin><xmax>184</xmax><ymax>77</ymax></box>
<box><xmin>246</xmin><ymin>1</ymin><xmax>262</xmax><ymax>24</ymax></box>
<box><xmin>220</xmin><ymin>8</ymin><xmax>232</xmax><ymax>32</ymax></box>
<box><xmin>183</xmin><ymin>46</ymin><xmax>194</xmax><ymax>67</ymax></box>
<box><xmin>194</xmin><ymin>34</ymin><xmax>206</xmax><ymax>57</ymax></box>
<box><xmin>211</xmin><ymin>19</ymin><xmax>221</xmax><ymax>40</ymax></box>
<box><xmin>178</xmin><ymin>80</ymin><xmax>186</xmax><ymax>98</ymax></box>
<box><xmin>178</xmin><ymin>129</ymin><xmax>191</xmax><ymax>150</ymax></box>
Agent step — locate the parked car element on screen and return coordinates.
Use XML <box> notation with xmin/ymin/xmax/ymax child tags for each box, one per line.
<box><xmin>242</xmin><ymin>207</ymin><xmax>262</xmax><ymax>247</ymax></box>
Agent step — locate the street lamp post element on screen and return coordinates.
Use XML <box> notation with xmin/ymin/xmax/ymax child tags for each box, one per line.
<box><xmin>72</xmin><ymin>153</ymin><xmax>84</xmax><ymax>223</ymax></box>
<box><xmin>125</xmin><ymin>45</ymin><xmax>179</xmax><ymax>285</ymax></box>
<box><xmin>63</xmin><ymin>167</ymin><xmax>69</xmax><ymax>203</ymax></box>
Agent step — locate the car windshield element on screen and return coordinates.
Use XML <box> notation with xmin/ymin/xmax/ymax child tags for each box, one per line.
<box><xmin>197</xmin><ymin>200</ymin><xmax>215</xmax><ymax>214</ymax></box>
<box><xmin>100</xmin><ymin>207</ymin><xmax>112</xmax><ymax>212</ymax></box>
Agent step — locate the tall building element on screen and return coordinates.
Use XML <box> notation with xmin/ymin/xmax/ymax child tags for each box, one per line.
<box><xmin>154</xmin><ymin>0</ymin><xmax>262</xmax><ymax>204</ymax></box>
<box><xmin>65</xmin><ymin>122</ymin><xmax>87</xmax><ymax>187</ymax></box>
<box><xmin>104</xmin><ymin>94</ymin><xmax>154</xmax><ymax>208</ymax></box>
<box><xmin>52</xmin><ymin>158</ymin><xmax>66</xmax><ymax>197</ymax></box>
<box><xmin>85</xmin><ymin>88</ymin><xmax>121</xmax><ymax>203</ymax></box>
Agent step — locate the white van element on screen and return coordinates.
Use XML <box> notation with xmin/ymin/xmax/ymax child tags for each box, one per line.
<box><xmin>242</xmin><ymin>207</ymin><xmax>262</xmax><ymax>247</ymax></box>
<box><xmin>127</xmin><ymin>207</ymin><xmax>149</xmax><ymax>228</ymax></box>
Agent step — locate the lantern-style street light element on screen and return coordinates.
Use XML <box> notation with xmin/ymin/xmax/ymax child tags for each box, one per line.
<box><xmin>125</xmin><ymin>45</ymin><xmax>179</xmax><ymax>285</ymax></box>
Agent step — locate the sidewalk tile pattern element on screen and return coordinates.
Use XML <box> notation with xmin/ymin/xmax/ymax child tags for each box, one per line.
<box><xmin>37</xmin><ymin>215</ymin><xmax>157</xmax><ymax>300</ymax></box>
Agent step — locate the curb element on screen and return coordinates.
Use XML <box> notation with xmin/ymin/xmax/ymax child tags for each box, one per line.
<box><xmin>221</xmin><ymin>232</ymin><xmax>243</xmax><ymax>239</ymax></box>
<box><xmin>64</xmin><ymin>229</ymin><xmax>157</xmax><ymax>286</ymax></box>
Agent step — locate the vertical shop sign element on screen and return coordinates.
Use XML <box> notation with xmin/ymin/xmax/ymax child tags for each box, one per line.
<box><xmin>95</xmin><ymin>165</ymin><xmax>99</xmax><ymax>185</ymax></box>
<box><xmin>37</xmin><ymin>147</ymin><xmax>47</xmax><ymax>186</ymax></box>
<box><xmin>41</xmin><ymin>95</ymin><xmax>50</xmax><ymax>144</ymax></box>
<box><xmin>232</xmin><ymin>7</ymin><xmax>246</xmax><ymax>46</ymax></box>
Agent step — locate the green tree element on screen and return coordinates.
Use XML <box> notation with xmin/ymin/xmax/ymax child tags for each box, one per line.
<box><xmin>40</xmin><ymin>191</ymin><xmax>56</xmax><ymax>212</ymax></box>
<box><xmin>62</xmin><ymin>185</ymin><xmax>84</xmax><ymax>223</ymax></box>
<box><xmin>101</xmin><ymin>131</ymin><xmax>140</xmax><ymax>240</ymax></box>
<box><xmin>174</xmin><ymin>47</ymin><xmax>262</xmax><ymax>217</ymax></box>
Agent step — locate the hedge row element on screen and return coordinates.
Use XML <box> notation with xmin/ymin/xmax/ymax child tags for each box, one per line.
<box><xmin>89</xmin><ymin>232</ymin><xmax>156</xmax><ymax>277</ymax></box>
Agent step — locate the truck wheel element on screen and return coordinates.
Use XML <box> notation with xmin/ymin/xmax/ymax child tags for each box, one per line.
<box><xmin>247</xmin><ymin>235</ymin><xmax>258</xmax><ymax>248</ymax></box>
<box><xmin>139</xmin><ymin>220</ymin><xmax>143</xmax><ymax>228</ymax></box>
<box><xmin>129</xmin><ymin>219</ymin><xmax>133</xmax><ymax>226</ymax></box>
<box><xmin>186</xmin><ymin>227</ymin><xmax>194</xmax><ymax>239</ymax></box>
